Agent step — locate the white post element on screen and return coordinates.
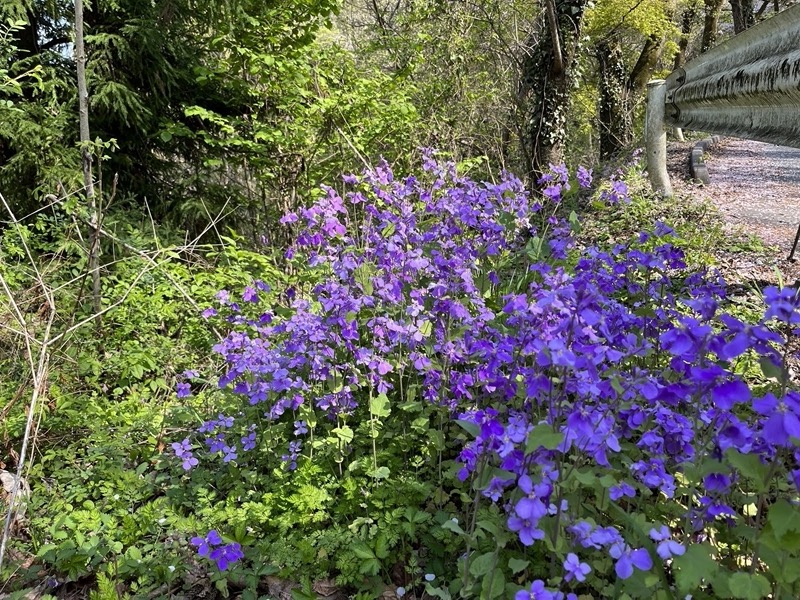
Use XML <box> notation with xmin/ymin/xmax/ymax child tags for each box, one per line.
<box><xmin>645</xmin><ymin>79</ymin><xmax>673</xmax><ymax>197</ymax></box>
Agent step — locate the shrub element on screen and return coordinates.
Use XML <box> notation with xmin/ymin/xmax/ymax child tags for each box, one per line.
<box><xmin>176</xmin><ymin>154</ymin><xmax>800</xmax><ymax>600</ymax></box>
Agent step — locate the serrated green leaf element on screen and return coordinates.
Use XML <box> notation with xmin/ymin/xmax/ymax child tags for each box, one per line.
<box><xmin>673</xmin><ymin>544</ymin><xmax>719</xmax><ymax>594</ymax></box>
<box><xmin>332</xmin><ymin>426</ymin><xmax>353</xmax><ymax>443</ymax></box>
<box><xmin>418</xmin><ymin>320</ymin><xmax>432</xmax><ymax>337</ymax></box>
<box><xmin>358</xmin><ymin>557</ymin><xmax>381</xmax><ymax>576</ymax></box>
<box><xmin>370</xmin><ymin>393</ymin><xmax>391</xmax><ymax>418</ymax></box>
<box><xmin>351</xmin><ymin>542</ymin><xmax>374</xmax><ymax>559</ymax></box>
<box><xmin>374</xmin><ymin>533</ymin><xmax>389</xmax><ymax>559</ymax></box>
<box><xmin>728</xmin><ymin>572</ymin><xmax>770</xmax><ymax>600</ymax></box>
<box><xmin>381</xmin><ymin>222</ymin><xmax>396</xmax><ymax>238</ymax></box>
<box><xmin>424</xmin><ymin>583</ymin><xmax>452</xmax><ymax>600</ymax></box>
<box><xmin>369</xmin><ymin>466</ymin><xmax>390</xmax><ymax>479</ymax></box>
<box><xmin>768</xmin><ymin>499</ymin><xmax>800</xmax><ymax>541</ymax></box>
<box><xmin>354</xmin><ymin>263</ymin><xmax>374</xmax><ymax>296</ymax></box>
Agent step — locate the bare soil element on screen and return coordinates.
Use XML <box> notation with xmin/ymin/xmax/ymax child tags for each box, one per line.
<box><xmin>667</xmin><ymin>138</ymin><xmax>800</xmax><ymax>287</ymax></box>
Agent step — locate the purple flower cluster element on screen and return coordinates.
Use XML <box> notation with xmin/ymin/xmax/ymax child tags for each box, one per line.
<box><xmin>179</xmin><ymin>156</ymin><xmax>800</xmax><ymax>592</ymax></box>
<box><xmin>171</xmin><ymin>438</ymin><xmax>198</xmax><ymax>471</ymax></box>
<box><xmin>191</xmin><ymin>530</ymin><xmax>244</xmax><ymax>571</ymax></box>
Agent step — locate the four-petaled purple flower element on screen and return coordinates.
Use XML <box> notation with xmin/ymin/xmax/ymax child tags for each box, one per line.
<box><xmin>563</xmin><ymin>553</ymin><xmax>591</xmax><ymax>583</ymax></box>
<box><xmin>609</xmin><ymin>543</ymin><xmax>652</xmax><ymax>579</ymax></box>
<box><xmin>649</xmin><ymin>525</ymin><xmax>686</xmax><ymax>560</ymax></box>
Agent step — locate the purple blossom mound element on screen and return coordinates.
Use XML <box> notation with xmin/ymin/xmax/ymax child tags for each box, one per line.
<box><xmin>177</xmin><ymin>153</ymin><xmax>800</xmax><ymax>597</ymax></box>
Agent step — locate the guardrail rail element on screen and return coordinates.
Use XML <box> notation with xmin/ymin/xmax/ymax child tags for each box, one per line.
<box><xmin>646</xmin><ymin>4</ymin><xmax>800</xmax><ymax>196</ymax></box>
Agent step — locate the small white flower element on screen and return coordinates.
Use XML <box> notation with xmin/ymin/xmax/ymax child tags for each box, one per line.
<box><xmin>396</xmin><ymin>587</ymin><xmax>406</xmax><ymax>598</ymax></box>
<box><xmin>425</xmin><ymin>573</ymin><xmax>435</xmax><ymax>581</ymax></box>
<box><xmin>158</xmin><ymin>518</ymin><xmax>167</xmax><ymax>525</ymax></box>
<box><xmin>451</xmin><ymin>517</ymin><xmax>458</xmax><ymax>524</ymax></box>
<box><xmin>113</xmin><ymin>494</ymin><xmax>120</xmax><ymax>501</ymax></box>
<box><xmin>168</xmin><ymin>565</ymin><xmax>175</xmax><ymax>572</ymax></box>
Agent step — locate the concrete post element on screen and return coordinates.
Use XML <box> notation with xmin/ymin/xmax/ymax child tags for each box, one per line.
<box><xmin>645</xmin><ymin>80</ymin><xmax>673</xmax><ymax>197</ymax></box>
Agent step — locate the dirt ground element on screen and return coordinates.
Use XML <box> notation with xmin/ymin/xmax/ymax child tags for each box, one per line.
<box><xmin>666</xmin><ymin>138</ymin><xmax>800</xmax><ymax>287</ymax></box>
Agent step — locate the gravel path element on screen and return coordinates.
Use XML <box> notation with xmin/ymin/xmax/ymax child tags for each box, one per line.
<box><xmin>668</xmin><ymin>138</ymin><xmax>800</xmax><ymax>285</ymax></box>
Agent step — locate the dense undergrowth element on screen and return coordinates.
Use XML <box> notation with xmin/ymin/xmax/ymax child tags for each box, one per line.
<box><xmin>1</xmin><ymin>155</ymin><xmax>799</xmax><ymax>600</ymax></box>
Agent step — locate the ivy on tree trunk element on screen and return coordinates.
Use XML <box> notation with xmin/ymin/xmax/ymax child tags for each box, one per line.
<box><xmin>518</xmin><ymin>0</ymin><xmax>588</xmax><ymax>184</ymax></box>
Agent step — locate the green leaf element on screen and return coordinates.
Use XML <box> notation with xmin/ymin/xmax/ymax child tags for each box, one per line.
<box><xmin>469</xmin><ymin>551</ymin><xmax>496</xmax><ymax>577</ymax></box>
<box><xmin>351</xmin><ymin>542</ymin><xmax>375</xmax><ymax>560</ymax></box>
<box><xmin>418</xmin><ymin>320</ymin><xmax>433</xmax><ymax>337</ymax></box>
<box><xmin>126</xmin><ymin>546</ymin><xmax>143</xmax><ymax>561</ymax></box>
<box><xmin>768</xmin><ymin>499</ymin><xmax>800</xmax><ymax>541</ymax></box>
<box><xmin>508</xmin><ymin>557</ymin><xmax>529</xmax><ymax>574</ymax></box>
<box><xmin>455</xmin><ymin>419</ymin><xmax>479</xmax><ymax>438</ymax></box>
<box><xmin>381</xmin><ymin>222</ymin><xmax>396</xmax><ymax>237</ymax></box>
<box><xmin>358</xmin><ymin>557</ymin><xmax>381</xmax><ymax>576</ymax></box>
<box><xmin>374</xmin><ymin>534</ymin><xmax>389</xmax><ymax>559</ymax></box>
<box><xmin>673</xmin><ymin>544</ymin><xmax>719</xmax><ymax>594</ymax></box>
<box><xmin>442</xmin><ymin>519</ymin><xmax>465</xmax><ymax>535</ymax></box>
<box><xmin>525</xmin><ymin>424</ymin><xmax>564</xmax><ymax>454</ymax></box>
<box><xmin>368</xmin><ymin>466</ymin><xmax>390</xmax><ymax>479</ymax></box>
<box><xmin>332</xmin><ymin>426</ymin><xmax>354</xmax><ymax>444</ymax></box>
<box><xmin>370</xmin><ymin>393</ymin><xmax>391</xmax><ymax>418</ymax></box>
<box><xmin>759</xmin><ymin>356</ymin><xmax>787</xmax><ymax>381</ymax></box>
<box><xmin>424</xmin><ymin>584</ymin><xmax>452</xmax><ymax>600</ymax></box>
<box><xmin>354</xmin><ymin>264</ymin><xmax>374</xmax><ymax>296</ymax></box>
<box><xmin>728</xmin><ymin>572</ymin><xmax>771</xmax><ymax>600</ymax></box>
<box><xmin>481</xmin><ymin>570</ymin><xmax>505</xmax><ymax>599</ymax></box>
<box><xmin>726</xmin><ymin>450</ymin><xmax>769</xmax><ymax>492</ymax></box>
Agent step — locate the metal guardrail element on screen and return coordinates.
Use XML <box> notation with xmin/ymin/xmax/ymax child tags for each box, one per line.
<box><xmin>646</xmin><ymin>4</ymin><xmax>800</xmax><ymax>197</ymax></box>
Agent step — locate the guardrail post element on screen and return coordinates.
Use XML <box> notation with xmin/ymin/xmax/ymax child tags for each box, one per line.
<box><xmin>645</xmin><ymin>79</ymin><xmax>673</xmax><ymax>197</ymax></box>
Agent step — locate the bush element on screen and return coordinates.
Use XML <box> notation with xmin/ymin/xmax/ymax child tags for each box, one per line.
<box><xmin>173</xmin><ymin>154</ymin><xmax>800</xmax><ymax>599</ymax></box>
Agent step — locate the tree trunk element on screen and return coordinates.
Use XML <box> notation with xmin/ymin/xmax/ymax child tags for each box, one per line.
<box><xmin>595</xmin><ymin>34</ymin><xmax>662</xmax><ymax>160</ymax></box>
<box><xmin>596</xmin><ymin>39</ymin><xmax>630</xmax><ymax>160</ymax></box>
<box><xmin>702</xmin><ymin>0</ymin><xmax>726</xmax><ymax>52</ymax></box>
<box><xmin>674</xmin><ymin>3</ymin><xmax>700</xmax><ymax>69</ymax></box>
<box><xmin>75</xmin><ymin>0</ymin><xmax>101</xmax><ymax>316</ymax></box>
<box><xmin>730</xmin><ymin>0</ymin><xmax>756</xmax><ymax>33</ymax></box>
<box><xmin>518</xmin><ymin>0</ymin><xmax>588</xmax><ymax>183</ymax></box>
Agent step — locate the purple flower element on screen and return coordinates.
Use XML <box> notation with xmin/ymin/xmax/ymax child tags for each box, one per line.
<box><xmin>515</xmin><ymin>580</ymin><xmax>554</xmax><ymax>600</ymax></box>
<box><xmin>243</xmin><ymin>286</ymin><xmax>259</xmax><ymax>303</ymax></box>
<box><xmin>609</xmin><ymin>543</ymin><xmax>652</xmax><ymax>579</ymax></box>
<box><xmin>577</xmin><ymin>166</ymin><xmax>592</xmax><ymax>188</ymax></box>
<box><xmin>563</xmin><ymin>553</ymin><xmax>591</xmax><ymax>582</ymax></box>
<box><xmin>171</xmin><ymin>438</ymin><xmax>198</xmax><ymax>470</ymax></box>
<box><xmin>649</xmin><ymin>526</ymin><xmax>686</xmax><ymax>560</ymax></box>
<box><xmin>176</xmin><ymin>382</ymin><xmax>191</xmax><ymax>398</ymax></box>
<box><xmin>711</xmin><ymin>379</ymin><xmax>750</xmax><ymax>411</ymax></box>
<box><xmin>753</xmin><ymin>392</ymin><xmax>800</xmax><ymax>447</ymax></box>
<box><xmin>209</xmin><ymin>542</ymin><xmax>244</xmax><ymax>570</ymax></box>
<box><xmin>609</xmin><ymin>482</ymin><xmax>636</xmax><ymax>502</ymax></box>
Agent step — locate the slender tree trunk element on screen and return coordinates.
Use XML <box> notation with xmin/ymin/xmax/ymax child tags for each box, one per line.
<box><xmin>518</xmin><ymin>0</ymin><xmax>588</xmax><ymax>183</ymax></box>
<box><xmin>702</xmin><ymin>0</ymin><xmax>726</xmax><ymax>52</ymax></box>
<box><xmin>596</xmin><ymin>38</ymin><xmax>630</xmax><ymax>160</ymax></box>
<box><xmin>595</xmin><ymin>34</ymin><xmax>662</xmax><ymax>160</ymax></box>
<box><xmin>75</xmin><ymin>0</ymin><xmax>101</xmax><ymax>316</ymax></box>
<box><xmin>674</xmin><ymin>3</ymin><xmax>700</xmax><ymax>69</ymax></box>
<box><xmin>730</xmin><ymin>0</ymin><xmax>756</xmax><ymax>32</ymax></box>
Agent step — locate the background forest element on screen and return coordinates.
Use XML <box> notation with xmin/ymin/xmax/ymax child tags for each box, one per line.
<box><xmin>1</xmin><ymin>1</ymin><xmax>799</xmax><ymax>599</ymax></box>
